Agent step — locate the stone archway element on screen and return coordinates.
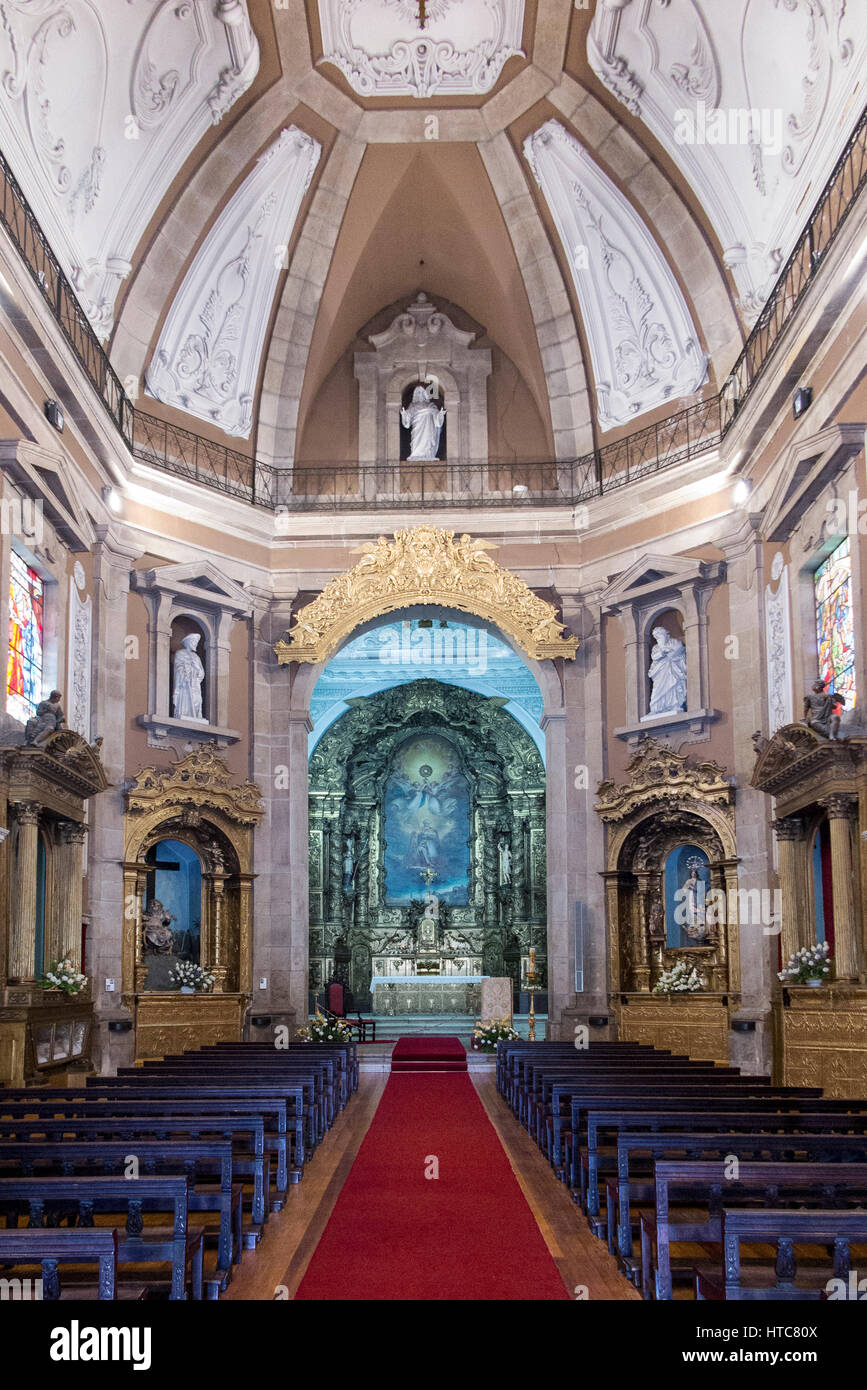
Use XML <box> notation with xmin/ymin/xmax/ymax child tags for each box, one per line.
<box><xmin>268</xmin><ymin>529</ymin><xmax>581</xmax><ymax>1032</ymax></box>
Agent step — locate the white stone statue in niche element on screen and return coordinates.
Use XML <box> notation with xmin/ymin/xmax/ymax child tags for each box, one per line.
<box><xmin>400</xmin><ymin>382</ymin><xmax>445</xmax><ymax>461</ymax></box>
<box><xmin>647</xmin><ymin>625</ymin><xmax>687</xmax><ymax>717</ymax></box>
<box><xmin>172</xmin><ymin>633</ymin><xmax>206</xmax><ymax>723</ymax></box>
<box><xmin>498</xmin><ymin>839</ymin><xmax>512</xmax><ymax>884</ymax></box>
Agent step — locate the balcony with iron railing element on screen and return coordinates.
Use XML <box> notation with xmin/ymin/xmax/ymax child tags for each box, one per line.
<box><xmin>0</xmin><ymin>100</ymin><xmax>865</xmax><ymax>515</ymax></box>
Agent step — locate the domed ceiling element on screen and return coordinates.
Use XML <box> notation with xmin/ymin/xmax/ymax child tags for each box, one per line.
<box><xmin>0</xmin><ymin>0</ymin><xmax>862</xmax><ymax>466</ymax></box>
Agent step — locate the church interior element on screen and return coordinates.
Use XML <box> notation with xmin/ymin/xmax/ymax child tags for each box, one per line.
<box><xmin>0</xmin><ymin>0</ymin><xmax>867</xmax><ymax>1336</ymax></box>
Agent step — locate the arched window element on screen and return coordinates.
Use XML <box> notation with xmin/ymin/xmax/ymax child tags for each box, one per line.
<box><xmin>7</xmin><ymin>550</ymin><xmax>44</xmax><ymax>721</ymax></box>
<box><xmin>814</xmin><ymin>538</ymin><xmax>856</xmax><ymax>710</ymax></box>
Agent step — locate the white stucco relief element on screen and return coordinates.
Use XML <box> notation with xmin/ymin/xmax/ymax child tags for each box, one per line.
<box><xmin>146</xmin><ymin>127</ymin><xmax>321</xmax><ymax>439</ymax></box>
<box><xmin>587</xmin><ymin>0</ymin><xmax>865</xmax><ymax>319</ymax></box>
<box><xmin>524</xmin><ymin>120</ymin><xmax>707</xmax><ymax>429</ymax></box>
<box><xmin>765</xmin><ymin>554</ymin><xmax>794</xmax><ymax>734</ymax></box>
<box><xmin>317</xmin><ymin>0</ymin><xmax>525</xmax><ymax>98</ymax></box>
<box><xmin>0</xmin><ymin>0</ymin><xmax>259</xmax><ymax>339</ymax></box>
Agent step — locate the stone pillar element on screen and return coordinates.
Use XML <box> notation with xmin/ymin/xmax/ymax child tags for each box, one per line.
<box><xmin>718</xmin><ymin>517</ymin><xmax>778</xmax><ymax>1073</ymax></box>
<box><xmin>772</xmin><ymin>817</ymin><xmax>805</xmax><ymax>969</ymax></box>
<box><xmin>247</xmin><ymin>589</ymin><xmax>298</xmax><ymax>1034</ymax></box>
<box><xmin>632</xmin><ymin>871</ymin><xmax>655</xmax><ymax>993</ymax></box>
<box><xmin>9</xmin><ymin>801</ymin><xmax>40</xmax><ymax>981</ymax></box>
<box><xmin>821</xmin><ymin>795</ymin><xmax>860</xmax><ymax>980</ymax></box>
<box><xmin>54</xmin><ymin>821</ymin><xmax>87</xmax><ymax>968</ymax></box>
<box><xmin>89</xmin><ymin>526</ymin><xmax>141</xmax><ymax>1072</ymax></box>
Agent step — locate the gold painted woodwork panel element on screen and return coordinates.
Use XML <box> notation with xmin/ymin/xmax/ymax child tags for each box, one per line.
<box><xmin>133</xmin><ymin>992</ymin><xmax>247</xmax><ymax>1061</ymax></box>
<box><xmin>779</xmin><ymin>987</ymin><xmax>867</xmax><ymax>1099</ymax></box>
<box><xmin>615</xmin><ymin>993</ymin><xmax>731</xmax><ymax>1065</ymax></box>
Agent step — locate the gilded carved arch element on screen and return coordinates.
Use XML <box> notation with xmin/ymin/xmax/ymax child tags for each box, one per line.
<box><xmin>274</xmin><ymin>527</ymin><xmax>579</xmax><ymax>665</ymax></box>
<box><xmin>122</xmin><ymin>747</ymin><xmax>264</xmax><ymax>998</ymax></box>
<box><xmin>595</xmin><ymin>739</ymin><xmax>739</xmax><ymax>997</ymax></box>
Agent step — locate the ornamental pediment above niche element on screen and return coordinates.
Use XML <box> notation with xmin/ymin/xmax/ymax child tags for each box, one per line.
<box><xmin>595</xmin><ymin>737</ymin><xmax>733</xmax><ymax>825</ymax></box>
<box><xmin>751</xmin><ymin>722</ymin><xmax>865</xmax><ymax>803</ymax></box>
<box><xmin>601</xmin><ymin>554</ymin><xmax>725</xmax><ymax>610</ymax></box>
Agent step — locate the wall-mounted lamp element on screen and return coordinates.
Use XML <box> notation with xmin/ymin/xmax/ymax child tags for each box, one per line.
<box><xmin>793</xmin><ymin>386</ymin><xmax>813</xmax><ymax>420</ymax></box>
<box><xmin>733</xmin><ymin>479</ymin><xmax>752</xmax><ymax>506</ymax></box>
<box><xmin>102</xmin><ymin>485</ymin><xmax>122</xmax><ymax>514</ymax></box>
<box><xmin>44</xmin><ymin>399</ymin><xmax>64</xmax><ymax>432</ymax></box>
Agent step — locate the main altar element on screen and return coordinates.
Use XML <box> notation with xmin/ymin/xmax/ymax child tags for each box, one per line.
<box><xmin>369</xmin><ymin>875</ymin><xmax>484</xmax><ymax>1013</ymax></box>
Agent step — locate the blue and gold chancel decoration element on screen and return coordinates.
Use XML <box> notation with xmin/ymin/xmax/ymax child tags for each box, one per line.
<box><xmin>384</xmin><ymin>733</ymin><xmax>470</xmax><ymax>906</ymax></box>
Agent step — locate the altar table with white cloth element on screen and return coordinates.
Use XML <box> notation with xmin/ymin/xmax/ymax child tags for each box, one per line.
<box><xmin>370</xmin><ymin>975</ymin><xmax>486</xmax><ymax>1015</ymax></box>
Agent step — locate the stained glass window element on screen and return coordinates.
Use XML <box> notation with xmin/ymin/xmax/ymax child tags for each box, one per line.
<box><xmin>814</xmin><ymin>537</ymin><xmax>857</xmax><ymax>711</ymax></box>
<box><xmin>7</xmin><ymin>550</ymin><xmax>44</xmax><ymax>722</ymax></box>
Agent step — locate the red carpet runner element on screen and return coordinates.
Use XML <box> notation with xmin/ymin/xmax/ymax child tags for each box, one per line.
<box><xmin>295</xmin><ymin>1073</ymin><xmax>569</xmax><ymax>1300</ymax></box>
<box><xmin>390</xmin><ymin>1036</ymin><xmax>468</xmax><ymax>1071</ymax></box>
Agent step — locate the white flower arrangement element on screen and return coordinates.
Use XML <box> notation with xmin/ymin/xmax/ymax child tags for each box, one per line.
<box><xmin>37</xmin><ymin>958</ymin><xmax>88</xmax><ymax>996</ymax></box>
<box><xmin>297</xmin><ymin>1011</ymin><xmax>354</xmax><ymax>1042</ymax></box>
<box><xmin>473</xmin><ymin>1018</ymin><xmax>520</xmax><ymax>1051</ymax></box>
<box><xmin>778</xmin><ymin>940</ymin><xmax>832</xmax><ymax>985</ymax></box>
<box><xmin>653</xmin><ymin>960</ymin><xmax>705</xmax><ymax>994</ymax></box>
<box><xmin>168</xmin><ymin>960</ymin><xmax>215</xmax><ymax>992</ymax></box>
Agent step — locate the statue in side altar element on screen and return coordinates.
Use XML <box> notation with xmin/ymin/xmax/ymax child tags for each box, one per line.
<box><xmin>24</xmin><ymin>690</ymin><xmax>65</xmax><ymax>745</ymax></box>
<box><xmin>803</xmin><ymin>678</ymin><xmax>844</xmax><ymax>739</ymax></box>
<box><xmin>142</xmin><ymin>899</ymin><xmax>177</xmax><ymax>954</ymax></box>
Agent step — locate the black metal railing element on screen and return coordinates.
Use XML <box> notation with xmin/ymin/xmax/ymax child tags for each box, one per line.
<box><xmin>721</xmin><ymin>101</ymin><xmax>867</xmax><ymax>430</ymax></box>
<box><xmin>0</xmin><ymin>148</ymin><xmax>134</xmax><ymax>447</ymax></box>
<box><xmin>1</xmin><ymin>99</ymin><xmax>865</xmax><ymax>512</ymax></box>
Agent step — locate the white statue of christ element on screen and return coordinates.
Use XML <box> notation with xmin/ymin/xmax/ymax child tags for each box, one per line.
<box><xmin>400</xmin><ymin>384</ymin><xmax>445</xmax><ymax>461</ymax></box>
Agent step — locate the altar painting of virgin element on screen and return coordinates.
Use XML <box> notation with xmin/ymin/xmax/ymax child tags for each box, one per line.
<box><xmin>664</xmin><ymin>843</ymin><xmax>711</xmax><ymax>947</ymax></box>
<box><xmin>383</xmin><ymin>734</ymin><xmax>470</xmax><ymax>905</ymax></box>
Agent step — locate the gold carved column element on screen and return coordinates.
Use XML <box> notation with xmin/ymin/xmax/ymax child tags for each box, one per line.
<box><xmin>9</xmin><ymin>801</ymin><xmax>40</xmax><ymax>982</ymax></box>
<box><xmin>772</xmin><ymin>816</ymin><xmax>805</xmax><ymax>968</ymax></box>
<box><xmin>53</xmin><ymin>821</ymin><xmax>88</xmax><ymax>969</ymax></box>
<box><xmin>820</xmin><ymin>795</ymin><xmax>860</xmax><ymax>980</ymax></box>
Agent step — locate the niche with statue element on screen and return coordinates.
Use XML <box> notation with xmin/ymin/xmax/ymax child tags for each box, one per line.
<box><xmin>140</xmin><ymin>839</ymin><xmax>203</xmax><ymax>990</ymax></box>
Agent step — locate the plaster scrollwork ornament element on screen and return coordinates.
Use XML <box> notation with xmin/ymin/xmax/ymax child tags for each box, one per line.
<box><xmin>765</xmin><ymin>561</ymin><xmax>794</xmax><ymax>734</ymax></box>
<box><xmin>596</xmin><ymin>738</ymin><xmax>734</xmax><ymax>826</ymax></box>
<box><xmin>274</xmin><ymin>526</ymin><xmax>578</xmax><ymax>665</ymax></box>
<box><xmin>66</xmin><ymin>576</ymin><xmax>92</xmax><ymax>739</ymax></box>
<box><xmin>317</xmin><ymin>0</ymin><xmax>525</xmax><ymax>99</ymax></box>
<box><xmin>0</xmin><ymin>0</ymin><xmax>259</xmax><ymax>339</ymax></box>
<box><xmin>146</xmin><ymin>127</ymin><xmax>321</xmax><ymax>437</ymax></box>
<box><xmin>587</xmin><ymin>0</ymin><xmax>865</xmax><ymax>318</ymax></box>
<box><xmin>524</xmin><ymin>121</ymin><xmax>707</xmax><ymax>428</ymax></box>
<box><xmin>125</xmin><ymin>746</ymin><xmax>265</xmax><ymax>828</ymax></box>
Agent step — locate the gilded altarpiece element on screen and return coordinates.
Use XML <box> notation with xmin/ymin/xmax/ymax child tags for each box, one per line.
<box><xmin>122</xmin><ymin>748</ymin><xmax>263</xmax><ymax>1060</ymax></box>
<box><xmin>752</xmin><ymin>725</ymin><xmax>867</xmax><ymax>1097</ymax></box>
<box><xmin>597</xmin><ymin>739</ymin><xmax>739</xmax><ymax>1064</ymax></box>
<box><xmin>308</xmin><ymin>680</ymin><xmax>546</xmax><ymax>1005</ymax></box>
<box><xmin>0</xmin><ymin>731</ymin><xmax>108</xmax><ymax>1084</ymax></box>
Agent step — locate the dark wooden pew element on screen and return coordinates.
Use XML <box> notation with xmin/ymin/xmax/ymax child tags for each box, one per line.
<box><xmin>551</xmin><ymin>1081</ymin><xmax>823</xmax><ymax>1173</ymax></box>
<box><xmin>133</xmin><ymin>1056</ymin><xmax>337</xmax><ymax>1132</ymax></box>
<box><xmin>0</xmin><ymin>1175</ymin><xmax>203</xmax><ymax>1300</ymax></box>
<box><xmin>0</xmin><ymin>1139</ymin><xmax>238</xmax><ymax>1275</ymax></box>
<box><xmin>566</xmin><ymin>1092</ymin><xmax>858</xmax><ymax>1198</ymax></box>
<box><xmin>0</xmin><ymin>1112</ymin><xmax>268</xmax><ymax>1231</ymax></box>
<box><xmin>696</xmin><ymin>1207</ymin><xmax>867</xmax><ymax>1300</ymax></box>
<box><xmin>639</xmin><ymin>1160</ymin><xmax>867</xmax><ymax>1300</ymax></box>
<box><xmin>0</xmin><ymin>1096</ymin><xmax>293</xmax><ymax>1196</ymax></box>
<box><xmin>111</xmin><ymin>1067</ymin><xmax>323</xmax><ymax>1147</ymax></box>
<box><xmin>608</xmin><ymin>1129</ymin><xmax>867</xmax><ymax>1266</ymax></box>
<box><xmin>0</xmin><ymin>1227</ymin><xmax>118</xmax><ymax>1299</ymax></box>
